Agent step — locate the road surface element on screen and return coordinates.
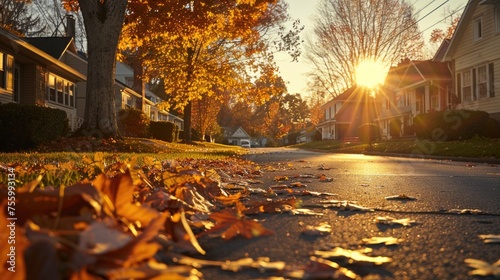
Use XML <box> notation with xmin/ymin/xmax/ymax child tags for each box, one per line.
<box><xmin>197</xmin><ymin>148</ymin><xmax>500</xmax><ymax>280</ymax></box>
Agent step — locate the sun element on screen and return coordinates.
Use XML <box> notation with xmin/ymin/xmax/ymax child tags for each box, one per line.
<box><xmin>355</xmin><ymin>60</ymin><xmax>388</xmax><ymax>89</ymax></box>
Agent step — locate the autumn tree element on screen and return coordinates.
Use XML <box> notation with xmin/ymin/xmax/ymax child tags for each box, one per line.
<box><xmin>0</xmin><ymin>0</ymin><xmax>44</xmax><ymax>35</ymax></box>
<box><xmin>305</xmin><ymin>0</ymin><xmax>425</xmax><ymax>98</ymax></box>
<box><xmin>120</xmin><ymin>0</ymin><xmax>300</xmax><ymax>142</ymax></box>
<box><xmin>429</xmin><ymin>8</ymin><xmax>461</xmax><ymax>50</ymax></box>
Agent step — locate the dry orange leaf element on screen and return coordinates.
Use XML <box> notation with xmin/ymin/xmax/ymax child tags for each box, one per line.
<box><xmin>204</xmin><ymin>209</ymin><xmax>274</xmax><ymax>240</ymax></box>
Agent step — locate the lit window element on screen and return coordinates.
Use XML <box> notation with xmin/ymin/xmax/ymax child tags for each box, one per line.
<box><xmin>474</xmin><ymin>18</ymin><xmax>483</xmax><ymax>41</ymax></box>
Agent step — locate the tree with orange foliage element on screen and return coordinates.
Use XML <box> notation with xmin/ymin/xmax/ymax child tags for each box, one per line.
<box><xmin>119</xmin><ymin>0</ymin><xmax>301</xmax><ymax>142</ymax></box>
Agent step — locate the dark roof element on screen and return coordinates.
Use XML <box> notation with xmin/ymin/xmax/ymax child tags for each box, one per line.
<box><xmin>432</xmin><ymin>39</ymin><xmax>450</xmax><ymax>62</ymax></box>
<box><xmin>24</xmin><ymin>37</ymin><xmax>75</xmax><ymax>60</ymax></box>
<box><xmin>398</xmin><ymin>60</ymin><xmax>451</xmax><ymax>88</ymax></box>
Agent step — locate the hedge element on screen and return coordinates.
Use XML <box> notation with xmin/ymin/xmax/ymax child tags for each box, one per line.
<box><xmin>413</xmin><ymin>110</ymin><xmax>499</xmax><ymax>141</ymax></box>
<box><xmin>150</xmin><ymin>121</ymin><xmax>178</xmax><ymax>142</ymax></box>
<box><xmin>0</xmin><ymin>103</ymin><xmax>69</xmax><ymax>151</ymax></box>
<box><xmin>117</xmin><ymin>108</ymin><xmax>150</xmax><ymax>138</ymax></box>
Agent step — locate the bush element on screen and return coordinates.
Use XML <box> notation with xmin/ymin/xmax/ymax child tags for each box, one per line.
<box><xmin>150</xmin><ymin>121</ymin><xmax>177</xmax><ymax>142</ymax></box>
<box><xmin>414</xmin><ymin>110</ymin><xmax>493</xmax><ymax>141</ymax></box>
<box><xmin>359</xmin><ymin>123</ymin><xmax>381</xmax><ymax>142</ymax></box>
<box><xmin>178</xmin><ymin>128</ymin><xmax>200</xmax><ymax>141</ymax></box>
<box><xmin>0</xmin><ymin>103</ymin><xmax>69</xmax><ymax>151</ymax></box>
<box><xmin>117</xmin><ymin>108</ymin><xmax>150</xmax><ymax>138</ymax></box>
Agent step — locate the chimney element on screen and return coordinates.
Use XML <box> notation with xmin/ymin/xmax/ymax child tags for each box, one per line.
<box><xmin>65</xmin><ymin>14</ymin><xmax>76</xmax><ymax>39</ymax></box>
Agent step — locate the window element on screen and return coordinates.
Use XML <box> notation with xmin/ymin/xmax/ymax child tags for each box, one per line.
<box><xmin>459</xmin><ymin>64</ymin><xmax>494</xmax><ymax>102</ymax></box>
<box><xmin>47</xmin><ymin>74</ymin><xmax>76</xmax><ymax>107</ymax></box>
<box><xmin>462</xmin><ymin>70</ymin><xmax>472</xmax><ymax>102</ymax></box>
<box><xmin>474</xmin><ymin>17</ymin><xmax>483</xmax><ymax>41</ymax></box>
<box><xmin>48</xmin><ymin>74</ymin><xmax>56</xmax><ymax>102</ymax></box>
<box><xmin>0</xmin><ymin>53</ymin><xmax>14</xmax><ymax>90</ymax></box>
<box><xmin>477</xmin><ymin>65</ymin><xmax>488</xmax><ymax>99</ymax></box>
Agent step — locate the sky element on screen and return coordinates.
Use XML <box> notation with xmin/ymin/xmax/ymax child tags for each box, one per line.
<box><xmin>276</xmin><ymin>0</ymin><xmax>469</xmax><ymax>96</ymax></box>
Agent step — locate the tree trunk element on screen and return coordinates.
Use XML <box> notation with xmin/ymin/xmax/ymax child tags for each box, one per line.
<box><xmin>182</xmin><ymin>47</ymin><xmax>195</xmax><ymax>143</ymax></box>
<box><xmin>77</xmin><ymin>0</ymin><xmax>128</xmax><ymax>139</ymax></box>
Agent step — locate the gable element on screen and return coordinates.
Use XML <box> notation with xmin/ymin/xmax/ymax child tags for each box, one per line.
<box><xmin>232</xmin><ymin>127</ymin><xmax>249</xmax><ymax>138</ymax></box>
<box><xmin>25</xmin><ymin>37</ymin><xmax>75</xmax><ymax>60</ymax></box>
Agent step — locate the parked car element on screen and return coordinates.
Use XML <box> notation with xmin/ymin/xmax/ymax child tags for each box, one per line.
<box><xmin>240</xmin><ymin>140</ymin><xmax>251</xmax><ymax>148</ymax></box>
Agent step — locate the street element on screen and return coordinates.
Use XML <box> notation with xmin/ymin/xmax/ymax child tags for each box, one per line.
<box><xmin>198</xmin><ymin>148</ymin><xmax>500</xmax><ymax>280</ymax></box>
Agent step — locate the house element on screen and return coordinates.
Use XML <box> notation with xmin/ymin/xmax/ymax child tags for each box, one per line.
<box><xmin>377</xmin><ymin>57</ymin><xmax>452</xmax><ymax>139</ymax></box>
<box><xmin>443</xmin><ymin>0</ymin><xmax>500</xmax><ymax>122</ymax></box>
<box><xmin>317</xmin><ymin>86</ymin><xmax>378</xmax><ymax>140</ymax></box>
<box><xmin>222</xmin><ymin>126</ymin><xmax>251</xmax><ymax>146</ymax></box>
<box><xmin>0</xmin><ymin>29</ymin><xmax>86</xmax><ymax>131</ymax></box>
<box><xmin>0</xmin><ymin>18</ymin><xmax>183</xmax><ymax>133</ymax></box>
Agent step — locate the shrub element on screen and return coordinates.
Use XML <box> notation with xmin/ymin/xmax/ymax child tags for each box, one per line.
<box><xmin>178</xmin><ymin>128</ymin><xmax>200</xmax><ymax>141</ymax></box>
<box><xmin>359</xmin><ymin>123</ymin><xmax>381</xmax><ymax>142</ymax></box>
<box><xmin>117</xmin><ymin>108</ymin><xmax>149</xmax><ymax>138</ymax></box>
<box><xmin>414</xmin><ymin>110</ymin><xmax>492</xmax><ymax>141</ymax></box>
<box><xmin>150</xmin><ymin>121</ymin><xmax>177</xmax><ymax>142</ymax></box>
<box><xmin>0</xmin><ymin>103</ymin><xmax>69</xmax><ymax>151</ymax></box>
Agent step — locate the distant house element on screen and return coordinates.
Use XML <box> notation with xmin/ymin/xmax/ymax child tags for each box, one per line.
<box><xmin>443</xmin><ymin>0</ymin><xmax>500</xmax><ymax>122</ymax></box>
<box><xmin>222</xmin><ymin>126</ymin><xmax>251</xmax><ymax>146</ymax></box>
<box><xmin>317</xmin><ymin>86</ymin><xmax>378</xmax><ymax>140</ymax></box>
<box><xmin>0</xmin><ymin>28</ymin><xmax>86</xmax><ymax>131</ymax></box>
<box><xmin>377</xmin><ymin>58</ymin><xmax>452</xmax><ymax>139</ymax></box>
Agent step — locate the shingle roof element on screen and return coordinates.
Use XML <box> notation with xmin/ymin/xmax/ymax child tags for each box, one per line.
<box><xmin>24</xmin><ymin>37</ymin><xmax>74</xmax><ymax>60</ymax></box>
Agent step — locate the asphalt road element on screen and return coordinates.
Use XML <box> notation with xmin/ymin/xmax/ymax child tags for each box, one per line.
<box><xmin>197</xmin><ymin>148</ymin><xmax>500</xmax><ymax>280</ymax></box>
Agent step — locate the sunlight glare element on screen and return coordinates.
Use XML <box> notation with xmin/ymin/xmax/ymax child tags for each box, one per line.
<box><xmin>356</xmin><ymin>60</ymin><xmax>388</xmax><ymax>89</ymax></box>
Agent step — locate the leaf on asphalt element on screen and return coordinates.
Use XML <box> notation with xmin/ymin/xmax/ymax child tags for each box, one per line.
<box><xmin>301</xmin><ymin>222</ymin><xmax>332</xmax><ymax>236</ymax></box>
<box><xmin>384</xmin><ymin>194</ymin><xmax>417</xmax><ymax>200</ymax></box>
<box><xmin>284</xmin><ymin>256</ymin><xmax>360</xmax><ymax>280</ymax></box>
<box><xmin>464</xmin><ymin>258</ymin><xmax>500</xmax><ymax>277</ymax></box>
<box><xmin>320</xmin><ymin>200</ymin><xmax>374</xmax><ymax>212</ymax></box>
<box><xmin>171</xmin><ymin>253</ymin><xmax>286</xmax><ymax>272</ymax></box>
<box><xmin>479</xmin><ymin>234</ymin><xmax>500</xmax><ymax>244</ymax></box>
<box><xmin>362</xmin><ymin>236</ymin><xmax>402</xmax><ymax>245</ymax></box>
<box><xmin>295</xmin><ymin>190</ymin><xmax>338</xmax><ymax>197</ymax></box>
<box><xmin>203</xmin><ymin>209</ymin><xmax>274</xmax><ymax>240</ymax></box>
<box><xmin>448</xmin><ymin>208</ymin><xmax>483</xmax><ymax>215</ymax></box>
<box><xmin>318</xmin><ymin>174</ymin><xmax>334</xmax><ymax>182</ymax></box>
<box><xmin>290</xmin><ymin>208</ymin><xmax>324</xmax><ymax>216</ymax></box>
<box><xmin>314</xmin><ymin>247</ymin><xmax>392</xmax><ymax>265</ymax></box>
<box><xmin>105</xmin><ymin>259</ymin><xmax>202</xmax><ymax>280</ymax></box>
<box><xmin>210</xmin><ymin>192</ymin><xmax>243</xmax><ymax>206</ymax></box>
<box><xmin>274</xmin><ymin>175</ymin><xmax>289</xmax><ymax>182</ymax></box>
<box><xmin>376</xmin><ymin>216</ymin><xmax>416</xmax><ymax>227</ymax></box>
<box><xmin>243</xmin><ymin>198</ymin><xmax>299</xmax><ymax>215</ymax></box>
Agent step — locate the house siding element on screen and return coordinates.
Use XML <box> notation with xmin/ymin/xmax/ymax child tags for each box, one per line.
<box><xmin>453</xmin><ymin>2</ymin><xmax>500</xmax><ymax>119</ymax></box>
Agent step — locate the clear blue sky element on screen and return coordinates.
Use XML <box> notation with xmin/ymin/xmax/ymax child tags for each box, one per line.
<box><xmin>276</xmin><ymin>0</ymin><xmax>469</xmax><ymax>96</ymax></box>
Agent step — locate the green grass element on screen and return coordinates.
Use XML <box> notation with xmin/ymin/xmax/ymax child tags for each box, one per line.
<box><xmin>294</xmin><ymin>137</ymin><xmax>500</xmax><ymax>159</ymax></box>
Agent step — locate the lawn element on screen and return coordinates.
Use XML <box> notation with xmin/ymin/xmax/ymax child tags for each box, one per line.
<box><xmin>294</xmin><ymin>137</ymin><xmax>500</xmax><ymax>159</ymax></box>
<box><xmin>0</xmin><ymin>137</ymin><xmax>247</xmax><ymax>187</ymax></box>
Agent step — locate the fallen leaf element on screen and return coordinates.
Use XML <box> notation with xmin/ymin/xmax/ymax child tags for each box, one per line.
<box><xmin>284</xmin><ymin>256</ymin><xmax>360</xmax><ymax>279</ymax></box>
<box><xmin>478</xmin><ymin>234</ymin><xmax>500</xmax><ymax>244</ymax></box>
<box><xmin>314</xmin><ymin>247</ymin><xmax>392</xmax><ymax>265</ymax></box>
<box><xmin>376</xmin><ymin>216</ymin><xmax>416</xmax><ymax>227</ymax></box>
<box><xmin>290</xmin><ymin>208</ymin><xmax>324</xmax><ymax>216</ymax></box>
<box><xmin>384</xmin><ymin>194</ymin><xmax>417</xmax><ymax>200</ymax></box>
<box><xmin>362</xmin><ymin>236</ymin><xmax>402</xmax><ymax>245</ymax></box>
<box><xmin>464</xmin><ymin>258</ymin><xmax>500</xmax><ymax>277</ymax></box>
<box><xmin>301</xmin><ymin>222</ymin><xmax>332</xmax><ymax>236</ymax></box>
<box><xmin>203</xmin><ymin>209</ymin><xmax>274</xmax><ymax>240</ymax></box>
<box><xmin>448</xmin><ymin>208</ymin><xmax>483</xmax><ymax>215</ymax></box>
<box><xmin>171</xmin><ymin>254</ymin><xmax>286</xmax><ymax>272</ymax></box>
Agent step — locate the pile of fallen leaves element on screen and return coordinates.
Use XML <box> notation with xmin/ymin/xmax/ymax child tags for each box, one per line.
<box><xmin>0</xmin><ymin>156</ymin><xmax>307</xmax><ymax>279</ymax></box>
